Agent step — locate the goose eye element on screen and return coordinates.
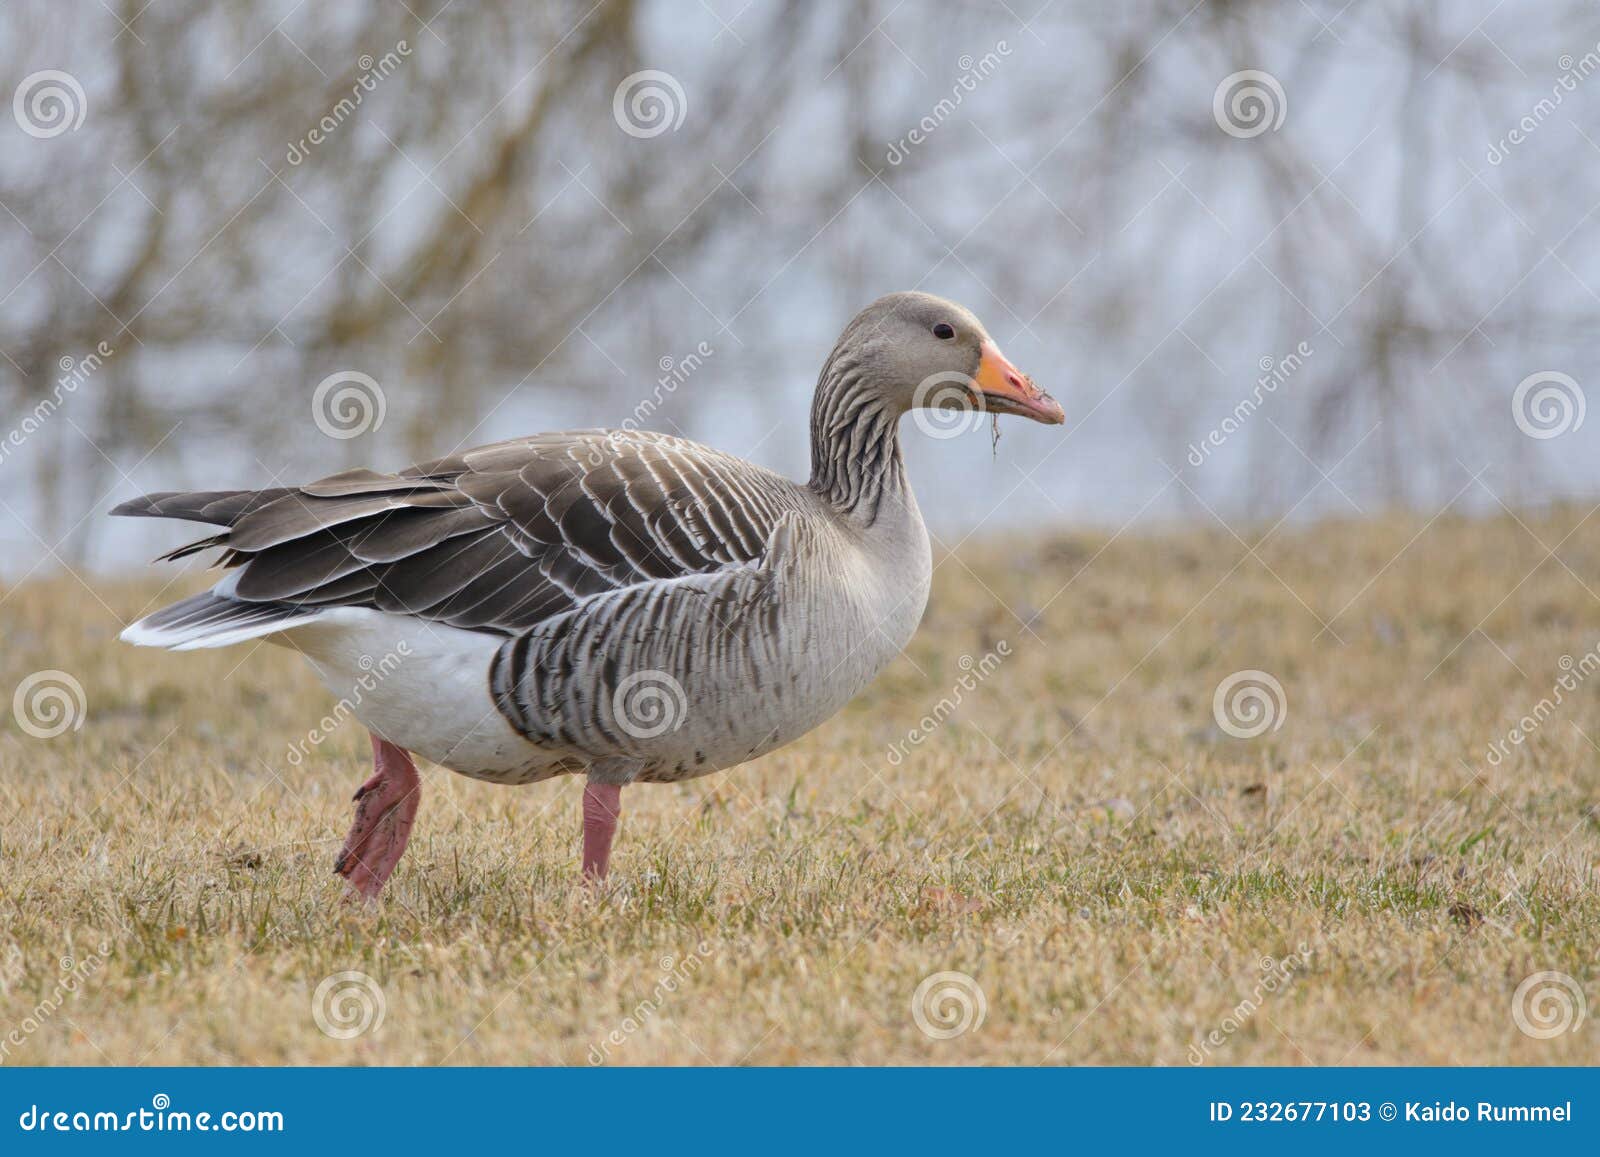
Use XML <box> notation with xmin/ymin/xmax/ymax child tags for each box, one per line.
<box><xmin>932</xmin><ymin>323</ymin><xmax>956</xmax><ymax>340</ymax></box>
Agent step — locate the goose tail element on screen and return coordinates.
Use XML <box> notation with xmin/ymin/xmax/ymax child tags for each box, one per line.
<box><xmin>120</xmin><ymin>591</ymin><xmax>321</xmax><ymax>651</ymax></box>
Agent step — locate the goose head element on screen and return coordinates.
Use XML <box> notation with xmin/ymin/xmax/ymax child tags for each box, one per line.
<box><xmin>840</xmin><ymin>291</ymin><xmax>1065</xmax><ymax>427</ymax></box>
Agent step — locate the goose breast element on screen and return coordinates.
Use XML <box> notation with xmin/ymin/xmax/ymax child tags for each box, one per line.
<box><xmin>491</xmin><ymin>491</ymin><xmax>932</xmax><ymax>782</ymax></box>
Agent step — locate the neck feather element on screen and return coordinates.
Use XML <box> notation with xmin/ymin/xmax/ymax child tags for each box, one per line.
<box><xmin>807</xmin><ymin>349</ymin><xmax>906</xmax><ymax>522</ymax></box>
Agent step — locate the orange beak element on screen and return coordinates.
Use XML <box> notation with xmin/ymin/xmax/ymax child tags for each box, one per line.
<box><xmin>973</xmin><ymin>341</ymin><xmax>1064</xmax><ymax>425</ymax></box>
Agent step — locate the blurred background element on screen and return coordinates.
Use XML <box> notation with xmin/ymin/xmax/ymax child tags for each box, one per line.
<box><xmin>2</xmin><ymin>0</ymin><xmax>1598</xmax><ymax>574</ymax></box>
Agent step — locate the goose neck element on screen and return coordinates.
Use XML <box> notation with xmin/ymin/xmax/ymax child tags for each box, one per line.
<box><xmin>807</xmin><ymin>355</ymin><xmax>907</xmax><ymax>522</ymax></box>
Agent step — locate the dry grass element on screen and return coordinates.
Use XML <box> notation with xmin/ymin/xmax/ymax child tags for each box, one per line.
<box><xmin>2</xmin><ymin>508</ymin><xmax>1598</xmax><ymax>1066</ymax></box>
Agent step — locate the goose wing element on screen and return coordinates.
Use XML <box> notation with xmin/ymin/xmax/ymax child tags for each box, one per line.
<box><xmin>114</xmin><ymin>429</ymin><xmax>810</xmax><ymax>635</ymax></box>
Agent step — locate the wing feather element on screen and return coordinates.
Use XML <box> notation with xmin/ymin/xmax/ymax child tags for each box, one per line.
<box><xmin>124</xmin><ymin>430</ymin><xmax>812</xmax><ymax>636</ymax></box>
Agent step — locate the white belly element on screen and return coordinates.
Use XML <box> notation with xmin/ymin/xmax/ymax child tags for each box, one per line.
<box><xmin>280</xmin><ymin>610</ymin><xmax>561</xmax><ymax>783</ymax></box>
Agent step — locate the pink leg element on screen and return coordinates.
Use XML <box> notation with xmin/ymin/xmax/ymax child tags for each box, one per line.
<box><xmin>582</xmin><ymin>782</ymin><xmax>623</xmax><ymax>880</ymax></box>
<box><xmin>334</xmin><ymin>733</ymin><xmax>421</xmax><ymax>900</ymax></box>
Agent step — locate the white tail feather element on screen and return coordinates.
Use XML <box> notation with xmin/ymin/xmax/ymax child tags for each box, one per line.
<box><xmin>120</xmin><ymin>591</ymin><xmax>323</xmax><ymax>651</ymax></box>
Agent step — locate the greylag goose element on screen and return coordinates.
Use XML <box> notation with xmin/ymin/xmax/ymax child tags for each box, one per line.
<box><xmin>113</xmin><ymin>292</ymin><xmax>1063</xmax><ymax>897</ymax></box>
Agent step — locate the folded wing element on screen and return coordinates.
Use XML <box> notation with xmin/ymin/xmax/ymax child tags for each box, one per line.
<box><xmin>113</xmin><ymin>430</ymin><xmax>807</xmax><ymax>636</ymax></box>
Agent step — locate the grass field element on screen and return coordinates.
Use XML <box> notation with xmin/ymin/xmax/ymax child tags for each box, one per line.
<box><xmin>1</xmin><ymin>508</ymin><xmax>1597</xmax><ymax>1065</ymax></box>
